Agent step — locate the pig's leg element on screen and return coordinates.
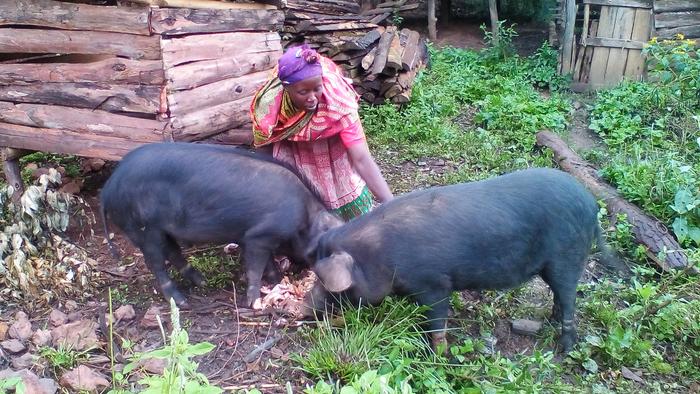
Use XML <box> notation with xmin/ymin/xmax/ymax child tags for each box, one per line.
<box><xmin>163</xmin><ymin>236</ymin><xmax>206</xmax><ymax>287</ymax></box>
<box><xmin>541</xmin><ymin>264</ymin><xmax>583</xmax><ymax>353</ymax></box>
<box><xmin>138</xmin><ymin>230</ymin><xmax>188</xmax><ymax>307</ymax></box>
<box><xmin>241</xmin><ymin>241</ymin><xmax>275</xmax><ymax>307</ymax></box>
<box><xmin>416</xmin><ymin>291</ymin><xmax>451</xmax><ymax>353</ymax></box>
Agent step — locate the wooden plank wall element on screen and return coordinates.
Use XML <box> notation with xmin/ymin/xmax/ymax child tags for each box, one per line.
<box><xmin>0</xmin><ymin>0</ymin><xmax>284</xmax><ymax>160</ymax></box>
<box><xmin>569</xmin><ymin>0</ymin><xmax>652</xmax><ymax>91</ymax></box>
<box><xmin>654</xmin><ymin>0</ymin><xmax>700</xmax><ymax>38</ymax></box>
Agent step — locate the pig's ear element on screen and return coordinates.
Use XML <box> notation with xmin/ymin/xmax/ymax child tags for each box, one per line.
<box><xmin>305</xmin><ymin>211</ymin><xmax>343</xmax><ymax>261</ymax></box>
<box><xmin>314</xmin><ymin>251</ymin><xmax>354</xmax><ymax>292</ymax></box>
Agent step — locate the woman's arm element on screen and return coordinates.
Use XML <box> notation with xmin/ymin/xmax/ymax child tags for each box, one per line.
<box><xmin>347</xmin><ymin>141</ymin><xmax>394</xmax><ymax>203</ymax></box>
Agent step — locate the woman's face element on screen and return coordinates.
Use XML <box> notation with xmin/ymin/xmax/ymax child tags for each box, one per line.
<box><xmin>286</xmin><ymin>76</ymin><xmax>323</xmax><ymax>111</ymax></box>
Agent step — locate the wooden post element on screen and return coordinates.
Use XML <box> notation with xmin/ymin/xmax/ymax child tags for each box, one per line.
<box><xmin>489</xmin><ymin>0</ymin><xmax>499</xmax><ymax>47</ymax></box>
<box><xmin>560</xmin><ymin>0</ymin><xmax>576</xmax><ymax>73</ymax></box>
<box><xmin>1</xmin><ymin>147</ymin><xmax>29</xmax><ymax>202</ymax></box>
<box><xmin>427</xmin><ymin>0</ymin><xmax>437</xmax><ymax>40</ymax></box>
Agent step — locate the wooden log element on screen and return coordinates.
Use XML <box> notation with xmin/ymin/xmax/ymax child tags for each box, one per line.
<box><xmin>297</xmin><ymin>21</ymin><xmax>377</xmax><ymax>32</ymax></box>
<box><xmin>391</xmin><ymin>88</ymin><xmax>411</xmax><ymax>104</ymax></box>
<box><xmin>342</xmin><ymin>27</ymin><xmax>383</xmax><ymax>50</ymax></box>
<box><xmin>168</xmin><ymin>70</ymin><xmax>269</xmax><ymax>116</ymax></box>
<box><xmin>0</xmin><ymin>29</ymin><xmax>160</xmax><ymax>60</ymax></box>
<box><xmin>385</xmin><ymin>31</ymin><xmax>403</xmax><ymax>71</ymax></box>
<box><xmin>654</xmin><ymin>11</ymin><xmax>700</xmax><ymax>29</ymax></box>
<box><xmin>535</xmin><ymin>130</ymin><xmax>689</xmax><ymax>271</ymax></box>
<box><xmin>0</xmin><ymin>101</ymin><xmax>166</xmax><ymax>142</ymax></box>
<box><xmin>0</xmin><ymin>83</ymin><xmax>160</xmax><ymax>114</ymax></box>
<box><xmin>656</xmin><ymin>24</ymin><xmax>700</xmax><ymax>38</ymax></box>
<box><xmin>170</xmin><ymin>96</ymin><xmax>251</xmax><ymax>140</ymax></box>
<box><xmin>489</xmin><ymin>0</ymin><xmax>499</xmax><ymax>46</ymax></box>
<box><xmin>582</xmin><ymin>0</ymin><xmax>652</xmax><ymax>7</ymax></box>
<box><xmin>0</xmin><ymin>0</ymin><xmax>150</xmax><ymax>35</ymax></box>
<box><xmin>160</xmin><ymin>32</ymin><xmax>281</xmax><ymax>68</ymax></box>
<box><xmin>167</xmin><ymin>51</ymin><xmax>277</xmax><ymax>91</ymax></box>
<box><xmin>654</xmin><ymin>0</ymin><xmax>700</xmax><ymax>13</ymax></box>
<box><xmin>560</xmin><ymin>0</ymin><xmax>576</xmax><ymax>73</ymax></box>
<box><xmin>1</xmin><ymin>147</ymin><xmax>26</xmax><ymax>202</ymax></box>
<box><xmin>400</xmin><ymin>29</ymin><xmax>421</xmax><ymax>71</ymax></box>
<box><xmin>0</xmin><ymin>122</ymin><xmax>145</xmax><ymax>161</ymax></box>
<box><xmin>132</xmin><ymin>0</ymin><xmax>278</xmax><ymax>10</ymax></box>
<box><xmin>361</xmin><ymin>46</ymin><xmax>378</xmax><ymax>70</ymax></box>
<box><xmin>369</xmin><ymin>12</ymin><xmax>391</xmax><ymax>24</ymax></box>
<box><xmin>198</xmin><ymin>128</ymin><xmax>253</xmax><ymax>146</ymax></box>
<box><xmin>371</xmin><ymin>26</ymin><xmax>396</xmax><ymax>76</ymax></box>
<box><xmin>331</xmin><ymin>49</ymin><xmax>370</xmax><ymax>62</ymax></box>
<box><xmin>0</xmin><ymin>58</ymin><xmax>164</xmax><ymax>85</ymax></box>
<box><xmin>361</xmin><ymin>3</ymin><xmax>420</xmax><ymax>15</ymax></box>
<box><xmin>428</xmin><ymin>0</ymin><xmax>437</xmax><ymax>40</ymax></box>
<box><xmin>150</xmin><ymin>8</ymin><xmax>284</xmax><ymax>35</ymax></box>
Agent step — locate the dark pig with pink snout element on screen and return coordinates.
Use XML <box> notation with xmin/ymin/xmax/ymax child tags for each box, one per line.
<box><xmin>304</xmin><ymin>167</ymin><xmax>618</xmax><ymax>352</ymax></box>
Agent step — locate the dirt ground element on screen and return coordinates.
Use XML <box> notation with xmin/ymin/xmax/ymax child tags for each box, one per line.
<box><xmin>0</xmin><ymin>19</ymin><xmax>599</xmax><ymax>393</ymax></box>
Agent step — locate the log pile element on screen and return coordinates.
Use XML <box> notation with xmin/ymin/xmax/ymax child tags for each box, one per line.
<box><xmin>281</xmin><ymin>0</ymin><xmax>428</xmax><ymax>104</ymax></box>
<box><xmin>0</xmin><ymin>0</ymin><xmax>284</xmax><ymax>162</ymax></box>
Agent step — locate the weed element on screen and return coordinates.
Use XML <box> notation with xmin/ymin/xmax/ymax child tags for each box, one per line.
<box><xmin>0</xmin><ymin>376</ymin><xmax>25</xmax><ymax>393</ymax></box>
<box><xmin>39</xmin><ymin>344</ymin><xmax>92</xmax><ymax>374</ymax></box>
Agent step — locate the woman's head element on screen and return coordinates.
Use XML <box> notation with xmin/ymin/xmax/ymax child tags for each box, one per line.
<box><xmin>278</xmin><ymin>44</ymin><xmax>324</xmax><ymax>111</ymax></box>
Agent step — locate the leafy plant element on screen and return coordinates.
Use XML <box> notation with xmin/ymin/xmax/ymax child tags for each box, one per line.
<box><xmin>0</xmin><ymin>376</ymin><xmax>25</xmax><ymax>394</ymax></box>
<box><xmin>480</xmin><ymin>20</ymin><xmax>518</xmax><ymax>61</ymax></box>
<box><xmin>0</xmin><ymin>169</ymin><xmax>100</xmax><ymax>306</ymax></box>
<box><xmin>39</xmin><ymin>344</ymin><xmax>92</xmax><ymax>374</ymax></box>
<box><xmin>120</xmin><ymin>298</ymin><xmax>223</xmax><ymax>394</ymax></box>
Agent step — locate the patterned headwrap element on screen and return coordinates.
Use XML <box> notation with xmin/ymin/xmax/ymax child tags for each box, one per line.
<box><xmin>278</xmin><ymin>44</ymin><xmax>323</xmax><ymax>85</ymax></box>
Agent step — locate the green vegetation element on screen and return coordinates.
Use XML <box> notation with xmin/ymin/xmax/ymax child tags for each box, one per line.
<box><xmin>293</xmin><ymin>29</ymin><xmax>699</xmax><ymax>393</ymax></box>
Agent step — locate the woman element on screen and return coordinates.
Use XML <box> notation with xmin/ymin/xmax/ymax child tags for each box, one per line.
<box><xmin>250</xmin><ymin>44</ymin><xmax>393</xmax><ymax>220</ymax></box>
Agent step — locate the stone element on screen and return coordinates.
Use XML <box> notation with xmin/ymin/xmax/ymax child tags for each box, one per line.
<box><xmin>114</xmin><ymin>305</ymin><xmax>136</xmax><ymax>322</ymax></box>
<box><xmin>140</xmin><ymin>306</ymin><xmax>163</xmax><ymax>329</ymax></box>
<box><xmin>87</xmin><ymin>158</ymin><xmax>106</xmax><ymax>172</ymax></box>
<box><xmin>32</xmin><ymin>329</ymin><xmax>52</xmax><ymax>348</ymax></box>
<box><xmin>65</xmin><ymin>300</ymin><xmax>79</xmax><ymax>311</ymax></box>
<box><xmin>139</xmin><ymin>357</ymin><xmax>166</xmax><ymax>374</ymax></box>
<box><xmin>12</xmin><ymin>353</ymin><xmax>36</xmax><ymax>369</ymax></box>
<box><xmin>59</xmin><ymin>365</ymin><xmax>109</xmax><ymax>392</ymax></box>
<box><xmin>51</xmin><ymin>320</ymin><xmax>98</xmax><ymax>352</ymax></box>
<box><xmin>0</xmin><ymin>368</ymin><xmax>58</xmax><ymax>394</ymax></box>
<box><xmin>1</xmin><ymin>339</ymin><xmax>26</xmax><ymax>354</ymax></box>
<box><xmin>31</xmin><ymin>167</ymin><xmax>51</xmax><ymax>180</ymax></box>
<box><xmin>621</xmin><ymin>366</ymin><xmax>644</xmax><ymax>383</ymax></box>
<box><xmin>48</xmin><ymin>309</ymin><xmax>68</xmax><ymax>328</ymax></box>
<box><xmin>0</xmin><ymin>322</ymin><xmax>8</xmax><ymax>341</ymax></box>
<box><xmin>511</xmin><ymin>319</ymin><xmax>543</xmax><ymax>336</ymax></box>
<box><xmin>59</xmin><ymin>180</ymin><xmax>82</xmax><ymax>195</ymax></box>
<box><xmin>9</xmin><ymin>312</ymin><xmax>32</xmax><ymax>341</ymax></box>
<box><xmin>67</xmin><ymin>312</ymin><xmax>82</xmax><ymax>322</ymax></box>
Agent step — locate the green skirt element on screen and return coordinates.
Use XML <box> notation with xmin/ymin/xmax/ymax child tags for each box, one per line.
<box><xmin>332</xmin><ymin>186</ymin><xmax>373</xmax><ymax>221</ymax></box>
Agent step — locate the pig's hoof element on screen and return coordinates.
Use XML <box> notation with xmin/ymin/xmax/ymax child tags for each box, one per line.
<box><xmin>186</xmin><ymin>269</ymin><xmax>206</xmax><ymax>287</ymax></box>
<box><xmin>246</xmin><ymin>287</ymin><xmax>260</xmax><ymax>309</ymax></box>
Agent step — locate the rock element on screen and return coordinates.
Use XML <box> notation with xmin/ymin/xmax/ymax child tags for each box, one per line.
<box><xmin>59</xmin><ymin>365</ymin><xmax>109</xmax><ymax>392</ymax></box>
<box><xmin>49</xmin><ymin>309</ymin><xmax>68</xmax><ymax>328</ymax></box>
<box><xmin>511</xmin><ymin>319</ymin><xmax>543</xmax><ymax>336</ymax></box>
<box><xmin>0</xmin><ymin>322</ymin><xmax>8</xmax><ymax>341</ymax></box>
<box><xmin>25</xmin><ymin>163</ymin><xmax>39</xmax><ymax>172</ymax></box>
<box><xmin>31</xmin><ymin>167</ymin><xmax>51</xmax><ymax>180</ymax></box>
<box><xmin>59</xmin><ymin>180</ymin><xmax>82</xmax><ymax>195</ymax></box>
<box><xmin>12</xmin><ymin>353</ymin><xmax>36</xmax><ymax>369</ymax></box>
<box><xmin>139</xmin><ymin>357</ymin><xmax>166</xmax><ymax>374</ymax></box>
<box><xmin>1</xmin><ymin>339</ymin><xmax>26</xmax><ymax>354</ymax></box>
<box><xmin>87</xmin><ymin>158</ymin><xmax>106</xmax><ymax>172</ymax></box>
<box><xmin>32</xmin><ymin>329</ymin><xmax>52</xmax><ymax>348</ymax></box>
<box><xmin>114</xmin><ymin>305</ymin><xmax>136</xmax><ymax>322</ymax></box>
<box><xmin>67</xmin><ymin>312</ymin><xmax>82</xmax><ymax>322</ymax></box>
<box><xmin>51</xmin><ymin>320</ymin><xmax>98</xmax><ymax>352</ymax></box>
<box><xmin>573</xmin><ymin>101</ymin><xmax>583</xmax><ymax>110</ymax></box>
<box><xmin>621</xmin><ymin>366</ymin><xmax>644</xmax><ymax>383</ymax></box>
<box><xmin>65</xmin><ymin>300</ymin><xmax>79</xmax><ymax>311</ymax></box>
<box><xmin>56</xmin><ymin>166</ymin><xmax>66</xmax><ymax>176</ymax></box>
<box><xmin>0</xmin><ymin>368</ymin><xmax>58</xmax><ymax>394</ymax></box>
<box><xmin>140</xmin><ymin>306</ymin><xmax>163</xmax><ymax>329</ymax></box>
<box><xmin>9</xmin><ymin>312</ymin><xmax>32</xmax><ymax>341</ymax></box>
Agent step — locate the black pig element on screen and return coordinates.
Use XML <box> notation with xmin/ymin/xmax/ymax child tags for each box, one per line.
<box><xmin>100</xmin><ymin>142</ymin><xmax>342</xmax><ymax>307</ymax></box>
<box><xmin>305</xmin><ymin>167</ymin><xmax>615</xmax><ymax>352</ymax></box>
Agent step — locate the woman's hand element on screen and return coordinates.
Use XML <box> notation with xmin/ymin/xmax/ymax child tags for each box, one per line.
<box><xmin>347</xmin><ymin>141</ymin><xmax>394</xmax><ymax>203</ymax></box>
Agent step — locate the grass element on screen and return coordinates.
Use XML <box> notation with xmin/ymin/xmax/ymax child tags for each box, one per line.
<box><xmin>292</xmin><ymin>31</ymin><xmax>700</xmax><ymax>393</ymax></box>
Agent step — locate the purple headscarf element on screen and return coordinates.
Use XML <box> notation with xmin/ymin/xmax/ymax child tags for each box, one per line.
<box><xmin>278</xmin><ymin>44</ymin><xmax>323</xmax><ymax>85</ymax></box>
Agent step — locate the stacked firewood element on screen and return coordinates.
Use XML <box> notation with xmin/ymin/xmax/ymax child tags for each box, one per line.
<box><xmin>281</xmin><ymin>0</ymin><xmax>427</xmax><ymax>104</ymax></box>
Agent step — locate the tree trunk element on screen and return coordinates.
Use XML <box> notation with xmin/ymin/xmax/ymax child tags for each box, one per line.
<box><xmin>535</xmin><ymin>130</ymin><xmax>689</xmax><ymax>271</ymax></box>
<box><xmin>489</xmin><ymin>0</ymin><xmax>499</xmax><ymax>46</ymax></box>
